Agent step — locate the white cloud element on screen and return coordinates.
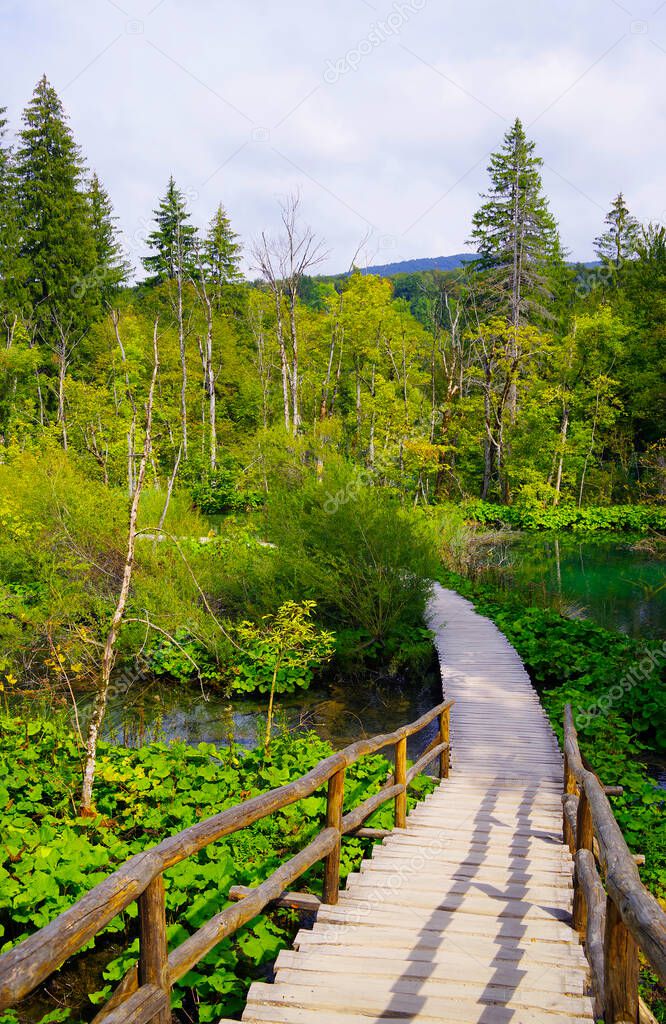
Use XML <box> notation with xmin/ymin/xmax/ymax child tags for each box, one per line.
<box><xmin>3</xmin><ymin>0</ymin><xmax>666</xmax><ymax>274</ymax></box>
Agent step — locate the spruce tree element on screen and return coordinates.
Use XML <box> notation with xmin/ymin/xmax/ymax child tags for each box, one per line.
<box><xmin>86</xmin><ymin>172</ymin><xmax>130</xmax><ymax>298</ymax></box>
<box><xmin>15</xmin><ymin>76</ymin><xmax>98</xmax><ymax>330</ymax></box>
<box><xmin>142</xmin><ymin>176</ymin><xmax>198</xmax><ymax>283</ymax></box>
<box><xmin>470</xmin><ymin>117</ymin><xmax>561</xmax><ymax>327</ymax></box>
<box><xmin>203</xmin><ymin>203</ymin><xmax>242</xmax><ymax>294</ymax></box>
<box><xmin>0</xmin><ymin>106</ymin><xmax>25</xmax><ymax>340</ymax></box>
<box><xmin>594</xmin><ymin>193</ymin><xmax>639</xmax><ymax>269</ymax></box>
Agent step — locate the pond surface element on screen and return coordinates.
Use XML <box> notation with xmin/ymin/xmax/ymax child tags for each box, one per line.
<box><xmin>77</xmin><ymin>531</ymin><xmax>664</xmax><ymax>766</ymax></box>
<box><xmin>92</xmin><ymin>666</ymin><xmax>443</xmax><ymax>763</ymax></box>
<box><xmin>477</xmin><ymin>533</ymin><xmax>666</xmax><ymax>640</ymax></box>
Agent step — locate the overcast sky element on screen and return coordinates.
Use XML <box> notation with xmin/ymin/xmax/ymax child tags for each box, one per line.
<box><xmin>2</xmin><ymin>0</ymin><xmax>665</xmax><ymax>276</ymax></box>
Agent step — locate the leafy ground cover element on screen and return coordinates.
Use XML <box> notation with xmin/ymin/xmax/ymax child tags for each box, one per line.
<box><xmin>0</xmin><ymin>718</ymin><xmax>434</xmax><ymax>1023</ymax></box>
<box><xmin>460</xmin><ymin>500</ymin><xmax>666</xmax><ymax>532</ymax></box>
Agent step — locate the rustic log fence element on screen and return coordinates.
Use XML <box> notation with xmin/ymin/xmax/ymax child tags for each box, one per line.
<box><xmin>563</xmin><ymin>704</ymin><xmax>666</xmax><ymax>1023</ymax></box>
<box><xmin>0</xmin><ymin>700</ymin><xmax>453</xmax><ymax>1024</ymax></box>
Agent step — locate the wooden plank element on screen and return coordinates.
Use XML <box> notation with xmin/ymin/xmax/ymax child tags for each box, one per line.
<box><xmin>271</xmin><ymin>967</ymin><xmax>593</xmax><ymax>1014</ymax></box>
<box><xmin>274</xmin><ymin>950</ymin><xmax>588</xmax><ymax>995</ymax></box>
<box><xmin>295</xmin><ymin>928</ymin><xmax>588</xmax><ymax>966</ymax></box>
<box><xmin>345</xmin><ymin>873</ymin><xmax>573</xmax><ymax>903</ymax></box>
<box><xmin>245</xmin><ymin>980</ymin><xmax>595</xmax><ymax>1021</ymax></box>
<box><xmin>242</xmin><ymin>1005</ymin><xmax>595</xmax><ymax>1024</ymax></box>
<box><xmin>316</xmin><ymin>905</ymin><xmax>578</xmax><ymax>941</ymax></box>
<box><xmin>229</xmin><ymin>887</ymin><xmax>321</xmax><ymax>914</ymax></box>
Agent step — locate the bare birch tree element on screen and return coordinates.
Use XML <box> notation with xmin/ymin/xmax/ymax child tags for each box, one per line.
<box><xmin>251</xmin><ymin>193</ymin><xmax>327</xmax><ymax>434</ymax></box>
<box><xmin>80</xmin><ymin>318</ymin><xmax>160</xmax><ymax>814</ymax></box>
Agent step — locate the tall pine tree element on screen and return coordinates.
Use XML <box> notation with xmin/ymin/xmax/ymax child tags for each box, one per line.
<box><xmin>142</xmin><ymin>176</ymin><xmax>198</xmax><ymax>283</ymax></box>
<box><xmin>470</xmin><ymin>118</ymin><xmax>561</xmax><ymax>327</ymax></box>
<box><xmin>594</xmin><ymin>193</ymin><xmax>639</xmax><ymax>269</ymax></box>
<box><xmin>203</xmin><ymin>203</ymin><xmax>242</xmax><ymax>295</ymax></box>
<box><xmin>143</xmin><ymin>176</ymin><xmax>198</xmax><ymax>457</ymax></box>
<box><xmin>86</xmin><ymin>172</ymin><xmax>130</xmax><ymax>298</ymax></box>
<box><xmin>15</xmin><ymin>76</ymin><xmax>98</xmax><ymax>332</ymax></box>
<box><xmin>0</xmin><ymin>106</ymin><xmax>24</xmax><ymax>343</ymax></box>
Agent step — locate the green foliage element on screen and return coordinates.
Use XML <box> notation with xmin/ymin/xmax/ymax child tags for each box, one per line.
<box><xmin>470</xmin><ymin>116</ymin><xmax>561</xmax><ymax>325</ymax></box>
<box><xmin>203</xmin><ymin>203</ymin><xmax>242</xmax><ymax>295</ymax></box>
<box><xmin>189</xmin><ymin>466</ymin><xmax>264</xmax><ymax>515</ymax></box>
<box><xmin>15</xmin><ymin>76</ymin><xmax>100</xmax><ymax>332</ymax></box>
<box><xmin>246</xmin><ymin>470</ymin><xmax>441</xmax><ymax>668</ymax></box>
<box><xmin>594</xmin><ymin>192</ymin><xmax>640</xmax><ymax>270</ymax></box>
<box><xmin>142</xmin><ymin>175</ymin><xmax>198</xmax><ymax>282</ymax></box>
<box><xmin>231</xmin><ymin>601</ymin><xmax>335</xmax><ymax>696</ymax></box>
<box><xmin>84</xmin><ymin>173</ymin><xmax>130</xmax><ymax>298</ymax></box>
<box><xmin>462</xmin><ymin>499</ymin><xmax>666</xmax><ymax>532</ymax></box>
<box><xmin>0</xmin><ymin>448</ymin><xmax>230</xmax><ymax>686</ymax></box>
<box><xmin>0</xmin><ymin>716</ymin><xmax>434</xmax><ymax>1023</ymax></box>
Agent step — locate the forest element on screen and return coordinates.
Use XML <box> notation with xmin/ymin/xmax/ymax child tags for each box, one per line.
<box><xmin>0</xmin><ymin>75</ymin><xmax>665</xmax><ymax>1023</ymax></box>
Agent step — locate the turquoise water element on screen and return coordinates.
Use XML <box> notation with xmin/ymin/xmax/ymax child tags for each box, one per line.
<box><xmin>478</xmin><ymin>533</ymin><xmax>666</xmax><ymax>640</ymax></box>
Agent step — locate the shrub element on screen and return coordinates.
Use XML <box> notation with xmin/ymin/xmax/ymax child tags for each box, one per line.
<box><xmin>461</xmin><ymin>500</ymin><xmax>666</xmax><ymax>533</ymax></box>
<box><xmin>260</xmin><ymin>470</ymin><xmax>441</xmax><ymax>667</ymax></box>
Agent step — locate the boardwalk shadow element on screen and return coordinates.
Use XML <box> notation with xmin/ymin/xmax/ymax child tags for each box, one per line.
<box><xmin>364</xmin><ymin>780</ymin><xmax>571</xmax><ymax>1023</ymax></box>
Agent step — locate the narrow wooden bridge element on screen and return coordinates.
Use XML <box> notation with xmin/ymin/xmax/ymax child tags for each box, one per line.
<box><xmin>240</xmin><ymin>586</ymin><xmax>591</xmax><ymax>1023</ymax></box>
<box><xmin>0</xmin><ymin>585</ymin><xmax>664</xmax><ymax>1023</ymax></box>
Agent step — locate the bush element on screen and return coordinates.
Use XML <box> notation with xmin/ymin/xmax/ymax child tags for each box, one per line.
<box><xmin>190</xmin><ymin>467</ymin><xmax>264</xmax><ymax>516</ymax></box>
<box><xmin>260</xmin><ymin>470</ymin><xmax>441</xmax><ymax>668</ymax></box>
<box><xmin>461</xmin><ymin>499</ymin><xmax>666</xmax><ymax>533</ymax></box>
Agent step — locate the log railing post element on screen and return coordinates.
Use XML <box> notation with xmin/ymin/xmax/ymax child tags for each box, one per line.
<box><xmin>438</xmin><ymin>706</ymin><xmax>450</xmax><ymax>779</ymax></box>
<box><xmin>138</xmin><ymin>875</ymin><xmax>171</xmax><ymax>1024</ymax></box>
<box><xmin>394</xmin><ymin>736</ymin><xmax>407</xmax><ymax>829</ymax></box>
<box><xmin>573</xmin><ymin>788</ymin><xmax>594</xmax><ymax>933</ymax></box>
<box><xmin>603</xmin><ymin>893</ymin><xmax>639</xmax><ymax>1023</ymax></box>
<box><xmin>572</xmin><ymin>859</ymin><xmax>587</xmax><ymax>936</ymax></box>
<box><xmin>576</xmin><ymin>789</ymin><xmax>593</xmax><ymax>852</ymax></box>
<box><xmin>322</xmin><ymin>767</ymin><xmax>346</xmax><ymax>905</ymax></box>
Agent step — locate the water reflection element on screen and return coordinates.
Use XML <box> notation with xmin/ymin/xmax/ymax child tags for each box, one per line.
<box><xmin>86</xmin><ymin>668</ymin><xmax>443</xmax><ymax>761</ymax></box>
<box><xmin>478</xmin><ymin>533</ymin><xmax>665</xmax><ymax>639</ymax></box>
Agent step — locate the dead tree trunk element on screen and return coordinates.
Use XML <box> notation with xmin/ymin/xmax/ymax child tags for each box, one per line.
<box><xmin>193</xmin><ymin>265</ymin><xmax>218</xmax><ymax>470</ymax></box>
<box><xmin>80</xmin><ymin>320</ymin><xmax>160</xmax><ymax>814</ymax></box>
<box><xmin>176</xmin><ymin>262</ymin><xmax>188</xmax><ymax>460</ymax></box>
<box><xmin>553</xmin><ymin>403</ymin><xmax>569</xmax><ymax>504</ymax></box>
<box><xmin>111</xmin><ymin>308</ymin><xmax>137</xmax><ymax>498</ymax></box>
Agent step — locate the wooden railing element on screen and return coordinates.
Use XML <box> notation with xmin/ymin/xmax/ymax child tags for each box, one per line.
<box><xmin>563</xmin><ymin>704</ymin><xmax>666</xmax><ymax>1023</ymax></box>
<box><xmin>0</xmin><ymin>699</ymin><xmax>452</xmax><ymax>1024</ymax></box>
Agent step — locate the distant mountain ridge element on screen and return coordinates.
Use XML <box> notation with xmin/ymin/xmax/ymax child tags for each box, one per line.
<box><xmin>351</xmin><ymin>254</ymin><xmax>476</xmax><ymax>277</ymax></box>
<box><xmin>340</xmin><ymin>253</ymin><xmax>600</xmax><ymax>278</ymax></box>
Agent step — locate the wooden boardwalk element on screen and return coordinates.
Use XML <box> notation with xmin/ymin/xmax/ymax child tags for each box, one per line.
<box><xmin>238</xmin><ymin>585</ymin><xmax>594</xmax><ymax>1023</ymax></box>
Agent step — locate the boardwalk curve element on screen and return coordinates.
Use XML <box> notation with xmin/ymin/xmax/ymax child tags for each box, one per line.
<box><xmin>238</xmin><ymin>584</ymin><xmax>594</xmax><ymax>1022</ymax></box>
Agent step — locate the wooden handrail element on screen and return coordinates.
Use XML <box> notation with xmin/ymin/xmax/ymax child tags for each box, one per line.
<box><xmin>563</xmin><ymin>704</ymin><xmax>666</xmax><ymax>1023</ymax></box>
<box><xmin>0</xmin><ymin>699</ymin><xmax>453</xmax><ymax>1021</ymax></box>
